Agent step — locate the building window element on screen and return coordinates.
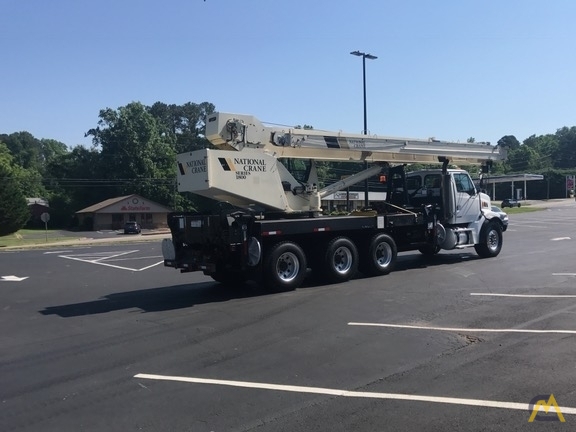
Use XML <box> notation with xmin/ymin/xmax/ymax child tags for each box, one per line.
<box><xmin>112</xmin><ymin>213</ymin><xmax>124</xmax><ymax>223</ymax></box>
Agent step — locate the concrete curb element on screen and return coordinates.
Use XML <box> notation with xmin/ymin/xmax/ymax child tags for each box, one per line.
<box><xmin>1</xmin><ymin>232</ymin><xmax>171</xmax><ymax>251</ymax></box>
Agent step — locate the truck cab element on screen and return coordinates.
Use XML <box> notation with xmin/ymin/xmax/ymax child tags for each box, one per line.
<box><xmin>406</xmin><ymin>169</ymin><xmax>485</xmax><ymax>226</ymax></box>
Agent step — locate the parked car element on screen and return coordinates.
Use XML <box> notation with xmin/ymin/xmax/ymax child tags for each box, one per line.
<box><xmin>501</xmin><ymin>198</ymin><xmax>521</xmax><ymax>208</ymax></box>
<box><xmin>491</xmin><ymin>205</ymin><xmax>509</xmax><ymax>231</ymax></box>
<box><xmin>124</xmin><ymin>221</ymin><xmax>141</xmax><ymax>234</ymax></box>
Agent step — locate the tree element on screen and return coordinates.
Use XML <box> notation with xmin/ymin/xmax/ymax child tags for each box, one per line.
<box><xmin>44</xmin><ymin>145</ymin><xmax>106</xmax><ymax>225</ymax></box>
<box><xmin>40</xmin><ymin>138</ymin><xmax>68</xmax><ymax>165</ymax></box>
<box><xmin>553</xmin><ymin>126</ymin><xmax>576</xmax><ymax>169</ymax></box>
<box><xmin>505</xmin><ymin>145</ymin><xmax>540</xmax><ymax>172</ymax></box>
<box><xmin>148</xmin><ymin>101</ymin><xmax>215</xmax><ymax>154</ymax></box>
<box><xmin>0</xmin><ymin>131</ymin><xmax>42</xmax><ymax>170</ymax></box>
<box><xmin>0</xmin><ymin>142</ymin><xmax>30</xmax><ymax>236</ymax></box>
<box><xmin>497</xmin><ymin>135</ymin><xmax>521</xmax><ymax>151</ymax></box>
<box><xmin>523</xmin><ymin>134</ymin><xmax>557</xmax><ymax>170</ymax></box>
<box><xmin>85</xmin><ymin>102</ymin><xmax>176</xmax><ymax>205</ymax></box>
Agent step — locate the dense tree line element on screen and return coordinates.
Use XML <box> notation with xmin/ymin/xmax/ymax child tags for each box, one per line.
<box><xmin>1</xmin><ymin>100</ymin><xmax>576</xmax><ymax>235</ymax></box>
<box><xmin>489</xmin><ymin>129</ymin><xmax>576</xmax><ymax>199</ymax></box>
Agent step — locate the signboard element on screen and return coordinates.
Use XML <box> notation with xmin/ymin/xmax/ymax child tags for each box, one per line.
<box><xmin>334</xmin><ymin>192</ymin><xmax>360</xmax><ymax>200</ymax></box>
<box><xmin>40</xmin><ymin>212</ymin><xmax>50</xmax><ymax>242</ymax></box>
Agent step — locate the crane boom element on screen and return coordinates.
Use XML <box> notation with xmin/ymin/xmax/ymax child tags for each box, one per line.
<box><xmin>205</xmin><ymin>112</ymin><xmax>505</xmax><ymax>165</ymax></box>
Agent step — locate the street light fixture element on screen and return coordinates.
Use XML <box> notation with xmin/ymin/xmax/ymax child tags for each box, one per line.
<box><xmin>351</xmin><ymin>50</ymin><xmax>377</xmax><ymax>207</ymax></box>
<box><xmin>350</xmin><ymin>50</ymin><xmax>377</xmax><ymax>135</ymax></box>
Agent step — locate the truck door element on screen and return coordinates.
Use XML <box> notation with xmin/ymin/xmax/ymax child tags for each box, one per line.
<box><xmin>452</xmin><ymin>172</ymin><xmax>479</xmax><ymax>225</ymax></box>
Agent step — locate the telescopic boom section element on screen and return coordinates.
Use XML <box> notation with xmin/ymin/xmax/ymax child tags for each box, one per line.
<box><xmin>205</xmin><ymin>112</ymin><xmax>506</xmax><ymax>165</ymax></box>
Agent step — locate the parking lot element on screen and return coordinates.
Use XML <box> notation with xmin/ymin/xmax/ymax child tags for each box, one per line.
<box><xmin>1</xmin><ymin>201</ymin><xmax>576</xmax><ymax>431</ymax></box>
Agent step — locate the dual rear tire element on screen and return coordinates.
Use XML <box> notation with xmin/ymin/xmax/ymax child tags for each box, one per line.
<box><xmin>264</xmin><ymin>241</ymin><xmax>308</xmax><ymax>292</ymax></box>
<box><xmin>360</xmin><ymin>234</ymin><xmax>397</xmax><ymax>276</ymax></box>
<box><xmin>263</xmin><ymin>234</ymin><xmax>398</xmax><ymax>291</ymax></box>
<box><xmin>320</xmin><ymin>237</ymin><xmax>359</xmax><ymax>284</ymax></box>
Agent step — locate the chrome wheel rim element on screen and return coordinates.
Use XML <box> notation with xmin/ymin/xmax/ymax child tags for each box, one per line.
<box><xmin>375</xmin><ymin>242</ymin><xmax>392</xmax><ymax>268</ymax></box>
<box><xmin>276</xmin><ymin>252</ymin><xmax>300</xmax><ymax>282</ymax></box>
<box><xmin>333</xmin><ymin>247</ymin><xmax>353</xmax><ymax>274</ymax></box>
<box><xmin>487</xmin><ymin>229</ymin><xmax>499</xmax><ymax>251</ymax></box>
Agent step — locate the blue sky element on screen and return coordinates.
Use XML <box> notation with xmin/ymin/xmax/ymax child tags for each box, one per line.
<box><xmin>2</xmin><ymin>0</ymin><xmax>575</xmax><ymax>149</ymax></box>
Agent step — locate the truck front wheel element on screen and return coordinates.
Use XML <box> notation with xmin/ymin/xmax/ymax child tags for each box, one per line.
<box><xmin>360</xmin><ymin>233</ymin><xmax>397</xmax><ymax>276</ymax></box>
<box><xmin>474</xmin><ymin>221</ymin><xmax>503</xmax><ymax>258</ymax></box>
<box><xmin>321</xmin><ymin>237</ymin><xmax>359</xmax><ymax>283</ymax></box>
<box><xmin>264</xmin><ymin>241</ymin><xmax>307</xmax><ymax>291</ymax></box>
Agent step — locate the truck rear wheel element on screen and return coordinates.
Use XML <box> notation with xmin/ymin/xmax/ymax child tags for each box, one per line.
<box><xmin>264</xmin><ymin>241</ymin><xmax>307</xmax><ymax>291</ymax></box>
<box><xmin>360</xmin><ymin>233</ymin><xmax>397</xmax><ymax>276</ymax></box>
<box><xmin>474</xmin><ymin>221</ymin><xmax>503</xmax><ymax>258</ymax></box>
<box><xmin>321</xmin><ymin>237</ymin><xmax>359</xmax><ymax>283</ymax></box>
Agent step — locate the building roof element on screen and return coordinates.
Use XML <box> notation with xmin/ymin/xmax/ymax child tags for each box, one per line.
<box><xmin>484</xmin><ymin>174</ymin><xmax>544</xmax><ymax>184</ymax></box>
<box><xmin>26</xmin><ymin>197</ymin><xmax>49</xmax><ymax>207</ymax></box>
<box><xmin>76</xmin><ymin>195</ymin><xmax>133</xmax><ymax>213</ymax></box>
<box><xmin>76</xmin><ymin>194</ymin><xmax>172</xmax><ymax>214</ymax></box>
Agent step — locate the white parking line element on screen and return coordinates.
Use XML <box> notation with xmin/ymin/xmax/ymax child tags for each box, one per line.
<box><xmin>133</xmin><ymin>373</ymin><xmax>576</xmax><ymax>415</ymax></box>
<box><xmin>59</xmin><ymin>250</ymin><xmax>163</xmax><ymax>272</ymax></box>
<box><xmin>551</xmin><ymin>237</ymin><xmax>571</xmax><ymax>241</ymax></box>
<box><xmin>347</xmin><ymin>322</ymin><xmax>576</xmax><ymax>334</ymax></box>
<box><xmin>471</xmin><ymin>293</ymin><xmax>576</xmax><ymax>298</ymax></box>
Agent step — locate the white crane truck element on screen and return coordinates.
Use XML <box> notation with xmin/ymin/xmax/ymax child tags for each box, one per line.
<box><xmin>162</xmin><ymin>112</ymin><xmax>506</xmax><ymax>291</ymax></box>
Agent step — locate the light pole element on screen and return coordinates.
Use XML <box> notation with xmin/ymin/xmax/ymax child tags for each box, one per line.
<box><xmin>350</xmin><ymin>50</ymin><xmax>377</xmax><ymax>206</ymax></box>
<box><xmin>350</xmin><ymin>50</ymin><xmax>377</xmax><ymax>135</ymax></box>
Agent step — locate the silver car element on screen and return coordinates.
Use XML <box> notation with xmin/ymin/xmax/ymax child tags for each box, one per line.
<box><xmin>490</xmin><ymin>205</ymin><xmax>508</xmax><ymax>231</ymax></box>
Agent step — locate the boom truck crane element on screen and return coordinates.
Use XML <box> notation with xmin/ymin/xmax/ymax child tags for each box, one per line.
<box><xmin>162</xmin><ymin>112</ymin><xmax>506</xmax><ymax>291</ymax></box>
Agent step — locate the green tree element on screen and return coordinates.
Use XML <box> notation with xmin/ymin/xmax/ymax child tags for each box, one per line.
<box><xmin>504</xmin><ymin>145</ymin><xmax>540</xmax><ymax>172</ymax></box>
<box><xmin>0</xmin><ymin>131</ymin><xmax>42</xmax><ymax>170</ymax></box>
<box><xmin>86</xmin><ymin>102</ymin><xmax>176</xmax><ymax>206</ymax></box>
<box><xmin>523</xmin><ymin>134</ymin><xmax>557</xmax><ymax>170</ymax></box>
<box><xmin>553</xmin><ymin>126</ymin><xmax>576</xmax><ymax>169</ymax></box>
<box><xmin>44</xmin><ymin>145</ymin><xmax>106</xmax><ymax>225</ymax></box>
<box><xmin>0</xmin><ymin>142</ymin><xmax>30</xmax><ymax>236</ymax></box>
<box><xmin>497</xmin><ymin>135</ymin><xmax>521</xmax><ymax>151</ymax></box>
<box><xmin>40</xmin><ymin>138</ymin><xmax>68</xmax><ymax>165</ymax></box>
<box><xmin>148</xmin><ymin>101</ymin><xmax>215</xmax><ymax>154</ymax></box>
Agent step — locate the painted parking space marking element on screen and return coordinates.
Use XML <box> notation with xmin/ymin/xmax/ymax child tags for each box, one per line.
<box><xmin>59</xmin><ymin>250</ymin><xmax>163</xmax><ymax>272</ymax></box>
<box><xmin>133</xmin><ymin>373</ymin><xmax>576</xmax><ymax>415</ymax></box>
<box><xmin>553</xmin><ymin>273</ymin><xmax>576</xmax><ymax>277</ymax></box>
<box><xmin>348</xmin><ymin>322</ymin><xmax>576</xmax><ymax>334</ymax></box>
<box><xmin>471</xmin><ymin>293</ymin><xmax>576</xmax><ymax>298</ymax></box>
<box><xmin>1</xmin><ymin>275</ymin><xmax>29</xmax><ymax>282</ymax></box>
<box><xmin>551</xmin><ymin>237</ymin><xmax>571</xmax><ymax>241</ymax></box>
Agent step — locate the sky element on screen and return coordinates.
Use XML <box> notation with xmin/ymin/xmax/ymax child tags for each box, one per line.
<box><xmin>2</xmin><ymin>0</ymin><xmax>575</xmax><ymax>149</ymax></box>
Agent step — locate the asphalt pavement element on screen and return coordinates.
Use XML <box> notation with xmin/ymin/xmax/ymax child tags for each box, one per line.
<box><xmin>2</xmin><ymin>204</ymin><xmax>576</xmax><ymax>431</ymax></box>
